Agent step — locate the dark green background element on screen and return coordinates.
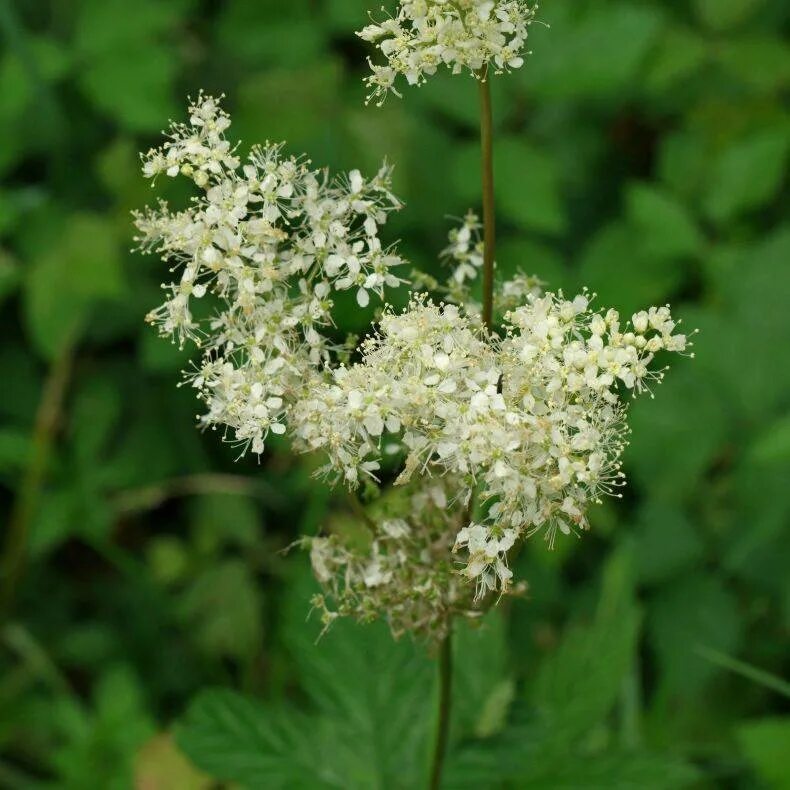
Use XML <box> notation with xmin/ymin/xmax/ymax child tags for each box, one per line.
<box><xmin>1</xmin><ymin>0</ymin><xmax>788</xmax><ymax>787</ymax></box>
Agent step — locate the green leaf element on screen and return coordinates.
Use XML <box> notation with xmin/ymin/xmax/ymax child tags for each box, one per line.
<box><xmin>703</xmin><ymin>127</ymin><xmax>790</xmax><ymax>224</ymax></box>
<box><xmin>235</xmin><ymin>62</ymin><xmax>343</xmax><ymax>156</ymax></box>
<box><xmin>497</xmin><ymin>138</ymin><xmax>566</xmax><ymax>234</ymax></box>
<box><xmin>625</xmin><ymin>184</ymin><xmax>704</xmax><ymax>260</ymax></box>
<box><xmin>658</xmin><ymin>129</ymin><xmax>714</xmax><ymax>202</ymax></box>
<box><xmin>279</xmin><ymin>569</ymin><xmax>435</xmax><ymax>787</ymax></box>
<box><xmin>736</xmin><ymin>718</ymin><xmax>790</xmax><ymax>789</ymax></box>
<box><xmin>71</xmin><ymin>375</ymin><xmax>122</xmax><ymax>464</ymax></box>
<box><xmin>576</xmin><ymin>222</ymin><xmax>685</xmax><ymax>316</ymax></box>
<box><xmin>515</xmin><ymin>750</ymin><xmax>699</xmax><ymax>789</ymax></box>
<box><xmin>0</xmin><ymin>248</ymin><xmax>20</xmax><ymax>305</ymax></box>
<box><xmin>178</xmin><ymin>561</ymin><xmax>263</xmax><ymax>661</ymax></box>
<box><xmin>453</xmin><ymin>612</ymin><xmax>513</xmax><ymax>739</ymax></box>
<box><xmin>747</xmin><ymin>413</ymin><xmax>790</xmax><ymax>464</ymax></box>
<box><xmin>176</xmin><ymin>690</ymin><xmax>334</xmax><ymax>788</ymax></box>
<box><xmin>715</xmin><ymin>37</ymin><xmax>790</xmax><ymax>94</ymax></box>
<box><xmin>24</xmin><ymin>213</ymin><xmax>123</xmax><ymax>359</ymax></box>
<box><xmin>78</xmin><ymin>44</ymin><xmax>178</xmax><ymax>131</ymax></box>
<box><xmin>190</xmin><ymin>494</ymin><xmax>260</xmax><ymax>555</ymax></box>
<box><xmin>627</xmin><ymin>366</ymin><xmax>730</xmax><ymax>502</ymax></box>
<box><xmin>530</xmin><ymin>550</ymin><xmax>639</xmax><ymax>745</ymax></box>
<box><xmin>693</xmin><ymin>0</ymin><xmax>765</xmax><ymax>31</ymax></box>
<box><xmin>216</xmin><ymin>0</ymin><xmax>327</xmax><ymax>67</ymax></box>
<box><xmin>648</xmin><ymin>574</ymin><xmax>742</xmax><ymax>696</ymax></box>
<box><xmin>52</xmin><ymin>666</ymin><xmax>154</xmax><ymax>790</ymax></box>
<box><xmin>74</xmin><ymin>0</ymin><xmax>183</xmax><ymax>56</ymax></box>
<box><xmin>522</xmin><ymin>2</ymin><xmax>663</xmax><ymax>99</ymax></box>
<box><xmin>0</xmin><ymin>429</ymin><xmax>31</xmax><ymax>474</ymax></box>
<box><xmin>644</xmin><ymin>27</ymin><xmax>708</xmax><ymax>94</ymax></box>
<box><xmin>455</xmin><ymin>138</ymin><xmax>565</xmax><ymax>234</ymax></box>
<box><xmin>632</xmin><ymin>502</ymin><xmax>704</xmax><ymax>585</ymax></box>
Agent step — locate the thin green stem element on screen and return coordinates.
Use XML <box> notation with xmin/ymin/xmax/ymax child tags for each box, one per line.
<box><xmin>428</xmin><ymin>628</ymin><xmax>453</xmax><ymax>790</ymax></box>
<box><xmin>479</xmin><ymin>72</ymin><xmax>496</xmax><ymax>332</ymax></box>
<box><xmin>427</xmin><ymin>69</ymin><xmax>496</xmax><ymax>790</ymax></box>
<box><xmin>0</xmin><ymin>339</ymin><xmax>74</xmax><ymax>621</ymax></box>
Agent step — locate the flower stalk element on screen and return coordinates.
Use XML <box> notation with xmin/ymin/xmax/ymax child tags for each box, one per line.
<box><xmin>429</xmin><ymin>69</ymin><xmax>498</xmax><ymax>790</ymax></box>
<box><xmin>479</xmin><ymin>71</ymin><xmax>496</xmax><ymax>332</ymax></box>
<box><xmin>428</xmin><ymin>626</ymin><xmax>453</xmax><ymax>790</ymax></box>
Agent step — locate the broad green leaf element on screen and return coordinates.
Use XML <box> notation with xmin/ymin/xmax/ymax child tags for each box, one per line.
<box><xmin>324</xmin><ymin>0</ymin><xmax>368</xmax><ymax>32</ymax></box>
<box><xmin>453</xmin><ymin>612</ymin><xmax>513</xmax><ymax>739</ymax></box>
<box><xmin>178</xmin><ymin>561</ymin><xmax>262</xmax><ymax>661</ymax></box>
<box><xmin>576</xmin><ymin>222</ymin><xmax>685</xmax><ymax>315</ymax></box>
<box><xmin>190</xmin><ymin>494</ymin><xmax>261</xmax><ymax>554</ymax></box>
<box><xmin>648</xmin><ymin>574</ymin><xmax>742</xmax><ymax>696</ymax></box>
<box><xmin>455</xmin><ymin>138</ymin><xmax>565</xmax><ymax>234</ymax></box>
<box><xmin>235</xmin><ymin>62</ymin><xmax>343</xmax><ymax>158</ymax></box>
<box><xmin>632</xmin><ymin>502</ymin><xmax>703</xmax><ymax>585</ymax></box>
<box><xmin>279</xmin><ymin>568</ymin><xmax>435</xmax><ymax>786</ymax></box>
<box><xmin>522</xmin><ymin>2</ymin><xmax>663</xmax><ymax>99</ymax></box>
<box><xmin>78</xmin><ymin>44</ymin><xmax>178</xmax><ymax>131</ymax></box>
<box><xmin>627</xmin><ymin>366</ymin><xmax>730</xmax><ymax>502</ymax></box>
<box><xmin>74</xmin><ymin>0</ymin><xmax>184</xmax><ymax>56</ymax></box>
<box><xmin>700</xmin><ymin>229</ymin><xmax>790</xmax><ymax>419</ymax></box>
<box><xmin>176</xmin><ymin>690</ymin><xmax>335</xmax><ymax>788</ymax></box>
<box><xmin>52</xmin><ymin>666</ymin><xmax>154</xmax><ymax>790</ymax></box>
<box><xmin>644</xmin><ymin>27</ymin><xmax>708</xmax><ymax>94</ymax></box>
<box><xmin>71</xmin><ymin>375</ymin><xmax>122</xmax><ymax>464</ymax></box>
<box><xmin>658</xmin><ymin>129</ymin><xmax>714</xmax><ymax>201</ymax></box>
<box><xmin>0</xmin><ymin>248</ymin><xmax>19</xmax><ymax>305</ymax></box>
<box><xmin>496</xmin><ymin>138</ymin><xmax>566</xmax><ymax>234</ymax></box>
<box><xmin>216</xmin><ymin>0</ymin><xmax>327</xmax><ymax>67</ymax></box>
<box><xmin>704</xmin><ymin>127</ymin><xmax>790</xmax><ymax>223</ymax></box>
<box><xmin>747</xmin><ymin>413</ymin><xmax>790</xmax><ymax>464</ymax></box>
<box><xmin>514</xmin><ymin>750</ymin><xmax>699</xmax><ymax>789</ymax></box>
<box><xmin>0</xmin><ymin>429</ymin><xmax>31</xmax><ymax>474</ymax></box>
<box><xmin>736</xmin><ymin>718</ymin><xmax>790</xmax><ymax>789</ymax></box>
<box><xmin>625</xmin><ymin>183</ymin><xmax>704</xmax><ymax>260</ymax></box>
<box><xmin>530</xmin><ymin>550</ymin><xmax>639</xmax><ymax>745</ymax></box>
<box><xmin>715</xmin><ymin>37</ymin><xmax>790</xmax><ymax>94</ymax></box>
<box><xmin>693</xmin><ymin>0</ymin><xmax>765</xmax><ymax>31</ymax></box>
<box><xmin>24</xmin><ymin>213</ymin><xmax>123</xmax><ymax>359</ymax></box>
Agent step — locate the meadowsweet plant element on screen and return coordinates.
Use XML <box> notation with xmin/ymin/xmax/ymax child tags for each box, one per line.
<box><xmin>136</xmin><ymin>5</ymin><xmax>692</xmax><ymax>787</ymax></box>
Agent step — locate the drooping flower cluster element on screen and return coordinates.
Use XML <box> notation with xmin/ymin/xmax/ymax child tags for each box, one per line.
<box><xmin>292</xmin><ymin>294</ymin><xmax>689</xmax><ymax>598</ymax></box>
<box><xmin>307</xmin><ymin>480</ymin><xmax>473</xmax><ymax>639</ymax></box>
<box><xmin>358</xmin><ymin>0</ymin><xmax>539</xmax><ymax>104</ymax></box>
<box><xmin>134</xmin><ymin>94</ymin><xmax>405</xmax><ymax>455</ymax></box>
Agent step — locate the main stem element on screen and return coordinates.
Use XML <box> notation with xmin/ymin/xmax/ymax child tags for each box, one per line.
<box><xmin>479</xmin><ymin>72</ymin><xmax>496</xmax><ymax>332</ymax></box>
<box><xmin>428</xmin><ymin>626</ymin><xmax>453</xmax><ymax>790</ymax></box>
<box><xmin>428</xmin><ymin>73</ymin><xmax>498</xmax><ymax>790</ymax></box>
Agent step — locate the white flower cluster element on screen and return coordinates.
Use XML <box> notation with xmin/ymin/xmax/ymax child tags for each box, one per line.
<box><xmin>136</xmin><ymin>95</ymin><xmax>692</xmax><ymax>638</ymax></box>
<box><xmin>292</xmin><ymin>293</ymin><xmax>689</xmax><ymax>598</ymax></box>
<box><xmin>307</xmin><ymin>482</ymin><xmax>470</xmax><ymax>638</ymax></box>
<box><xmin>358</xmin><ymin>0</ymin><xmax>539</xmax><ymax>104</ymax></box>
<box><xmin>134</xmin><ymin>94</ymin><xmax>405</xmax><ymax>455</ymax></box>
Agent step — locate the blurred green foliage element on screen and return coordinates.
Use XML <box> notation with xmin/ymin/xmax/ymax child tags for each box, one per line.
<box><xmin>0</xmin><ymin>0</ymin><xmax>788</xmax><ymax>787</ymax></box>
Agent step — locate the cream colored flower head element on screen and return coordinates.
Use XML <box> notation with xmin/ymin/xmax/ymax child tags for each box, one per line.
<box><xmin>358</xmin><ymin>0</ymin><xmax>539</xmax><ymax>104</ymax></box>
